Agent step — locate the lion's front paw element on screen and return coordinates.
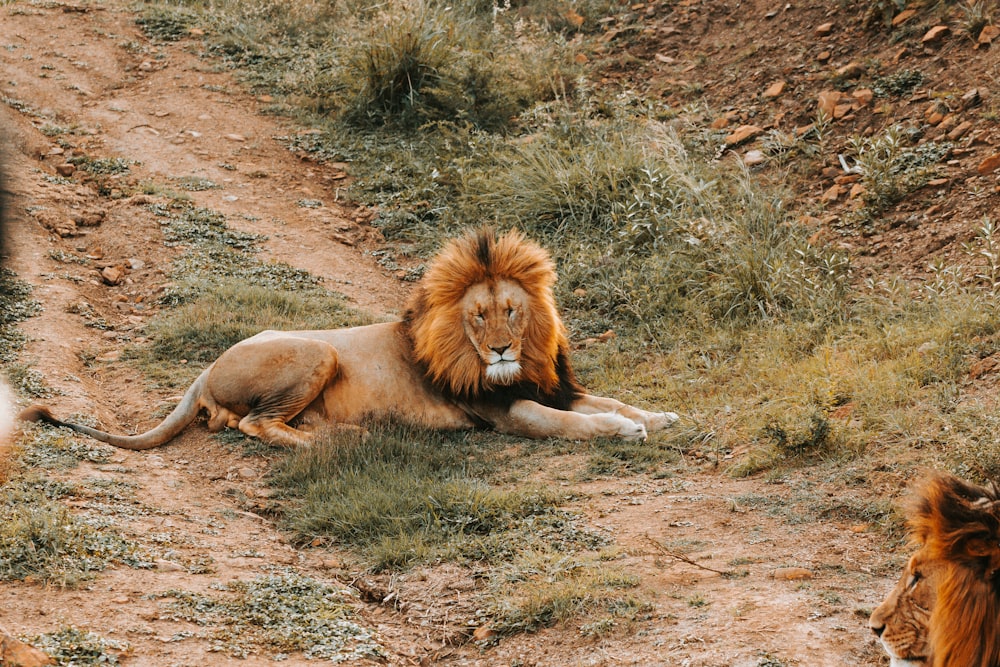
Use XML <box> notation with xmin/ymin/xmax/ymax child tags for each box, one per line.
<box><xmin>595</xmin><ymin>413</ymin><xmax>647</xmax><ymax>441</ymax></box>
<box><xmin>647</xmin><ymin>411</ymin><xmax>680</xmax><ymax>432</ymax></box>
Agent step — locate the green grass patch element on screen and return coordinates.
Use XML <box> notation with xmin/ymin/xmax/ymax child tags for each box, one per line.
<box><xmin>0</xmin><ymin>476</ymin><xmax>146</xmax><ymax>586</ymax></box>
<box><xmin>156</xmin><ymin>571</ymin><xmax>384</xmax><ymax>661</ymax></box>
<box><xmin>484</xmin><ymin>550</ymin><xmax>648</xmax><ymax>635</ymax></box>
<box><xmin>30</xmin><ymin>627</ymin><xmax>130</xmax><ymax>667</ymax></box>
<box><xmin>272</xmin><ymin>423</ymin><xmax>584</xmax><ymax>570</ymax></box>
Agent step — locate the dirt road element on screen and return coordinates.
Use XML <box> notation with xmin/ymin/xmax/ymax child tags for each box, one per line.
<box><xmin>1</xmin><ymin>2</ymin><xmax>895</xmax><ymax>665</ymax></box>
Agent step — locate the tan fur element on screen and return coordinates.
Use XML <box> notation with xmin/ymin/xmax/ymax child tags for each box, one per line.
<box><xmin>870</xmin><ymin>473</ymin><xmax>1000</xmax><ymax>667</ymax></box>
<box><xmin>21</xmin><ymin>228</ymin><xmax>678</xmax><ymax>448</ymax></box>
<box><xmin>869</xmin><ymin>554</ymin><xmax>936</xmax><ymax>667</ymax></box>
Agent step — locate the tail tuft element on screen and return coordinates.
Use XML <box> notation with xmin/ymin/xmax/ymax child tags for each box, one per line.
<box><xmin>19</xmin><ymin>405</ymin><xmax>60</xmax><ymax>425</ymax></box>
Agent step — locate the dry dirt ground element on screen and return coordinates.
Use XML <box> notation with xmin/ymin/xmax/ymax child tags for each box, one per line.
<box><xmin>0</xmin><ymin>1</ymin><xmax>960</xmax><ymax>665</ymax></box>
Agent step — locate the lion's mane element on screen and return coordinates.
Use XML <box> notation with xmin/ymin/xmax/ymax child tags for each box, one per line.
<box><xmin>403</xmin><ymin>228</ymin><xmax>582</xmax><ymax>406</ymax></box>
<box><xmin>906</xmin><ymin>473</ymin><xmax>1000</xmax><ymax>667</ymax></box>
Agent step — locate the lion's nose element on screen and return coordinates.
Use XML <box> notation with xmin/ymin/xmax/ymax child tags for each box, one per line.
<box><xmin>490</xmin><ymin>344</ymin><xmax>510</xmax><ymax>355</ymax></box>
<box><xmin>870</xmin><ymin>622</ymin><xmax>885</xmax><ymax>638</ymax></box>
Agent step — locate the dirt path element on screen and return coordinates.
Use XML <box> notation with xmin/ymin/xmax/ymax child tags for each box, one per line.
<box><xmin>1</xmin><ymin>3</ymin><xmax>896</xmax><ymax>665</ymax></box>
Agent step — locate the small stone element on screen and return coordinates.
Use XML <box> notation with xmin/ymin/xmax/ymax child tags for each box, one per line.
<box><xmin>710</xmin><ymin>116</ymin><xmax>731</xmax><ymax>129</ymax></box>
<box><xmin>835</xmin><ymin>61</ymin><xmax>865</xmax><ymax>80</ymax></box>
<box><xmin>891</xmin><ymin>9</ymin><xmax>916</xmax><ymax>27</ymax></box>
<box><xmin>0</xmin><ymin>632</ymin><xmax>54</xmax><ymax>667</ymax></box>
<box><xmin>961</xmin><ymin>88</ymin><xmax>983</xmax><ymax>109</ymax></box>
<box><xmin>55</xmin><ymin>163</ymin><xmax>75</xmax><ymax>176</ymax></box>
<box><xmin>816</xmin><ymin>51</ymin><xmax>831</xmax><ymax>63</ymax></box>
<box><xmin>927</xmin><ymin>111</ymin><xmax>945</xmax><ymax>125</ymax></box>
<box><xmin>820</xmin><ymin>184</ymin><xmax>843</xmax><ymax>203</ymax></box>
<box><xmin>101</xmin><ymin>266</ymin><xmax>124</xmax><ymax>285</ymax></box>
<box><xmin>225</xmin><ymin>133</ymin><xmax>247</xmax><ymax>142</ymax></box>
<box><xmin>978</xmin><ymin>154</ymin><xmax>1000</xmax><ymax>175</ymax></box>
<box><xmin>238</xmin><ymin>467</ymin><xmax>257</xmax><ymax>479</ymax></box>
<box><xmin>833</xmin><ymin>103</ymin><xmax>854</xmax><ymax>119</ymax></box>
<box><xmin>922</xmin><ymin>25</ymin><xmax>950</xmax><ymax>45</ymax></box>
<box><xmin>978</xmin><ymin>24</ymin><xmax>1000</xmax><ymax>46</ymax></box>
<box><xmin>849</xmin><ymin>524</ymin><xmax>869</xmax><ymax>533</ymax></box>
<box><xmin>852</xmin><ymin>88</ymin><xmax>874</xmax><ymax>106</ymax></box>
<box><xmin>947</xmin><ymin>121</ymin><xmax>973</xmax><ymax>141</ymax></box>
<box><xmin>597</xmin><ymin>329</ymin><xmax>617</xmax><ymax>342</ymax></box>
<box><xmin>834</xmin><ymin>174</ymin><xmax>860</xmax><ymax>185</ymax></box>
<box><xmin>771</xmin><ymin>567</ymin><xmax>813</xmax><ymax>581</ymax></box>
<box><xmin>472</xmin><ymin>626</ymin><xmax>496</xmax><ymax>642</ymax></box>
<box><xmin>849</xmin><ymin>183</ymin><xmax>866</xmax><ymax>199</ymax></box>
<box><xmin>155</xmin><ymin>559</ymin><xmax>185</xmax><ymax>572</ymax></box>
<box><xmin>189</xmin><ymin>27</ymin><xmax>205</xmax><ymax>36</ymax></box>
<box><xmin>47</xmin><ymin>146</ymin><xmax>64</xmax><ymax>155</ymax></box>
<box><xmin>815</xmin><ymin>22</ymin><xmax>834</xmax><ymax>37</ymax></box>
<box><xmin>817</xmin><ymin>90</ymin><xmax>841</xmax><ymax>116</ymax></box>
<box><xmin>138</xmin><ymin>61</ymin><xmax>154</xmax><ymax>71</ymax></box>
<box><xmin>927</xmin><ymin>178</ymin><xmax>949</xmax><ymax>187</ymax></box>
<box><xmin>724</xmin><ymin>124</ymin><xmax>764</xmax><ymax>146</ymax></box>
<box><xmin>762</xmin><ymin>80</ymin><xmax>785</xmax><ymax>98</ymax></box>
<box><xmin>743</xmin><ymin>149</ymin><xmax>766</xmax><ymax>166</ymax></box>
<box><xmin>128</xmin><ymin>258</ymin><xmax>145</xmax><ymax>270</ymax></box>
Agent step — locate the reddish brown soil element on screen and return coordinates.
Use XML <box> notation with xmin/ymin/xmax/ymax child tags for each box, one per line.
<box><xmin>4</xmin><ymin>0</ymin><xmax>998</xmax><ymax>665</ymax></box>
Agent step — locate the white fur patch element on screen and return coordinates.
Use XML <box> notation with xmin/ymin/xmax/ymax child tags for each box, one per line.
<box><xmin>485</xmin><ymin>360</ymin><xmax>521</xmax><ymax>384</ymax></box>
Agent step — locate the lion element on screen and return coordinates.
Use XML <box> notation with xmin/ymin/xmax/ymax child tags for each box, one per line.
<box><xmin>21</xmin><ymin>228</ymin><xmax>678</xmax><ymax>448</ymax></box>
<box><xmin>869</xmin><ymin>472</ymin><xmax>1000</xmax><ymax>667</ymax></box>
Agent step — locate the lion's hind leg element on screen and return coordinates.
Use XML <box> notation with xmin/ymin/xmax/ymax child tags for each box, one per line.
<box><xmin>206</xmin><ymin>336</ymin><xmax>341</xmax><ymax>447</ymax></box>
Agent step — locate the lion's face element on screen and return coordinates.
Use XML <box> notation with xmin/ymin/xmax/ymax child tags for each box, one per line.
<box><xmin>870</xmin><ymin>552</ymin><xmax>937</xmax><ymax>667</ymax></box>
<box><xmin>460</xmin><ymin>279</ymin><xmax>527</xmax><ymax>385</ymax></box>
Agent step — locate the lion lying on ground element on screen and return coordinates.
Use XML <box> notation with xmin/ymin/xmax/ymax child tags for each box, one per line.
<box><xmin>869</xmin><ymin>472</ymin><xmax>1000</xmax><ymax>667</ymax></box>
<box><xmin>22</xmin><ymin>228</ymin><xmax>678</xmax><ymax>448</ymax></box>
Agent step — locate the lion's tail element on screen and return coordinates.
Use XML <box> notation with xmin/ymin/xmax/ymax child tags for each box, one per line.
<box><xmin>19</xmin><ymin>369</ymin><xmax>210</xmax><ymax>450</ymax></box>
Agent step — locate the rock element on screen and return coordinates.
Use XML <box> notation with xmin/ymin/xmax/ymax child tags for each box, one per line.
<box><xmin>978</xmin><ymin>154</ymin><xmax>1000</xmax><ymax>175</ymax></box>
<box><xmin>55</xmin><ymin>163</ymin><xmax>75</xmax><ymax>176</ymax></box>
<box><xmin>762</xmin><ymin>81</ymin><xmax>785</xmax><ymax>98</ymax></box>
<box><xmin>947</xmin><ymin>121</ymin><xmax>973</xmax><ymax>141</ymax></box>
<box><xmin>816</xmin><ymin>50</ymin><xmax>831</xmax><ymax>63</ymax></box>
<box><xmin>961</xmin><ymin>88</ymin><xmax>983</xmax><ymax>109</ymax></box>
<box><xmin>128</xmin><ymin>258</ymin><xmax>145</xmax><ymax>270</ymax></box>
<box><xmin>892</xmin><ymin>9</ymin><xmax>916</xmax><ymax>26</ymax></box>
<box><xmin>817</xmin><ymin>90</ymin><xmax>841</xmax><ymax>116</ymax></box>
<box><xmin>820</xmin><ymin>184</ymin><xmax>843</xmax><ymax>203</ymax></box>
<box><xmin>970</xmin><ymin>353</ymin><xmax>1000</xmax><ymax>379</ymax></box>
<box><xmin>224</xmin><ymin>133</ymin><xmax>247</xmax><ymax>142</ymax></box>
<box><xmin>155</xmin><ymin>559</ymin><xmax>185</xmax><ymax>572</ymax></box>
<box><xmin>771</xmin><ymin>567</ymin><xmax>813</xmax><ymax>581</ymax></box>
<box><xmin>979</xmin><ymin>24</ymin><xmax>1000</xmax><ymax>46</ymax></box>
<box><xmin>849</xmin><ymin>183</ymin><xmax>866</xmax><ymax>199</ymax></box>
<box><xmin>724</xmin><ymin>125</ymin><xmax>763</xmax><ymax>146</ymax></box>
<box><xmin>835</xmin><ymin>62</ymin><xmax>865</xmax><ymax>80</ymax></box>
<box><xmin>472</xmin><ymin>626</ymin><xmax>496</xmax><ymax>642</ymax></box>
<box><xmin>32</xmin><ymin>209</ymin><xmax>76</xmax><ymax>237</ymax></box>
<box><xmin>814</xmin><ymin>22</ymin><xmax>834</xmax><ymax>37</ymax></box>
<box><xmin>852</xmin><ymin>88</ymin><xmax>874</xmax><ymax>107</ymax></box>
<box><xmin>74</xmin><ymin>208</ymin><xmax>105</xmax><ymax>227</ymax></box>
<box><xmin>101</xmin><ymin>266</ymin><xmax>124</xmax><ymax>285</ymax></box>
<box><xmin>743</xmin><ymin>149</ymin><xmax>766</xmax><ymax>166</ymax></box>
<box><xmin>922</xmin><ymin>25</ymin><xmax>950</xmax><ymax>45</ymax></box>
<box><xmin>0</xmin><ymin>631</ymin><xmax>54</xmax><ymax>667</ymax></box>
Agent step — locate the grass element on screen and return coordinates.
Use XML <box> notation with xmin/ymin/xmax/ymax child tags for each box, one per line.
<box><xmin>272</xmin><ymin>423</ymin><xmax>588</xmax><ymax>569</ymax></box>
<box><xmin>0</xmin><ymin>475</ymin><xmax>146</xmax><ymax>586</ymax></box>
<box><xmin>156</xmin><ymin>571</ymin><xmax>384</xmax><ymax>660</ymax></box>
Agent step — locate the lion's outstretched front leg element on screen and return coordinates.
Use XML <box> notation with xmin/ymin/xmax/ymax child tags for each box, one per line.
<box><xmin>569</xmin><ymin>394</ymin><xmax>678</xmax><ymax>433</ymax></box>
<box><xmin>205</xmin><ymin>337</ymin><xmax>341</xmax><ymax>447</ymax></box>
<box><xmin>488</xmin><ymin>400</ymin><xmax>648</xmax><ymax>441</ymax></box>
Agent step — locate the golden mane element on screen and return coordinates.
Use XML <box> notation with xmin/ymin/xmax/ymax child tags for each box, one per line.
<box><xmin>403</xmin><ymin>228</ymin><xmax>567</xmax><ymax>399</ymax></box>
<box><xmin>906</xmin><ymin>473</ymin><xmax>1000</xmax><ymax>667</ymax></box>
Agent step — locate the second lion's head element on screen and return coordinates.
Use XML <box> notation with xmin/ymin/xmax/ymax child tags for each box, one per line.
<box><xmin>404</xmin><ymin>228</ymin><xmax>567</xmax><ymax>400</ymax></box>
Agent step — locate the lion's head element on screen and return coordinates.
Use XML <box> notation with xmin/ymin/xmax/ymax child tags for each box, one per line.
<box><xmin>870</xmin><ymin>553</ymin><xmax>937</xmax><ymax>667</ymax></box>
<box><xmin>870</xmin><ymin>473</ymin><xmax>1000</xmax><ymax>667</ymax></box>
<box><xmin>403</xmin><ymin>228</ymin><xmax>573</xmax><ymax>401</ymax></box>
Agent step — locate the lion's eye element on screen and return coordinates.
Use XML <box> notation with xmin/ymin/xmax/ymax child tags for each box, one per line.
<box><xmin>474</xmin><ymin>313</ymin><xmax>485</xmax><ymax>325</ymax></box>
<box><xmin>507</xmin><ymin>307</ymin><xmax>516</xmax><ymax>321</ymax></box>
<box><xmin>907</xmin><ymin>572</ymin><xmax>922</xmax><ymax>590</ymax></box>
